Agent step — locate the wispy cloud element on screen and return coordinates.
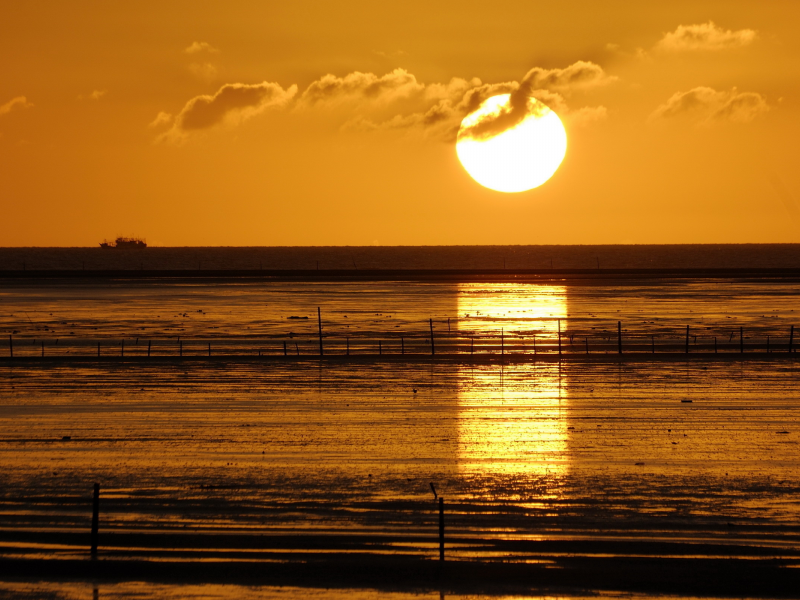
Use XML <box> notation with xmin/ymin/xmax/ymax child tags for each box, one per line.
<box><xmin>0</xmin><ymin>96</ymin><xmax>33</xmax><ymax>117</ymax></box>
<box><xmin>155</xmin><ymin>81</ymin><xmax>297</xmax><ymax>143</ymax></box>
<box><xmin>299</xmin><ymin>69</ymin><xmax>424</xmax><ymax>107</ymax></box>
<box><xmin>656</xmin><ymin>22</ymin><xmax>757</xmax><ymax>52</ymax></box>
<box><xmin>650</xmin><ymin>87</ymin><xmax>769</xmax><ymax>124</ymax></box>
<box><xmin>78</xmin><ymin>89</ymin><xmax>107</xmax><ymax>101</ymax></box>
<box><xmin>189</xmin><ymin>62</ymin><xmax>218</xmax><ymax>83</ymax></box>
<box><xmin>153</xmin><ymin>63</ymin><xmax>612</xmax><ymax>143</ymax></box>
<box><xmin>185</xmin><ymin>41</ymin><xmax>219</xmax><ymax>54</ymax></box>
<box><xmin>456</xmin><ymin>61</ymin><xmax>614</xmax><ymax>141</ymax></box>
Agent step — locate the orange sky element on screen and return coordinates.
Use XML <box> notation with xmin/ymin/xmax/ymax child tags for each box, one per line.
<box><xmin>1</xmin><ymin>1</ymin><xmax>799</xmax><ymax>246</ymax></box>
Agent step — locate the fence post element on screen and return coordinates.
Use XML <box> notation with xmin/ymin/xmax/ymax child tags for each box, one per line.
<box><xmin>8</xmin><ymin>335</ymin><xmax>12</xmax><ymax>359</ymax></box>
<box><xmin>685</xmin><ymin>326</ymin><xmax>689</xmax><ymax>354</ymax></box>
<box><xmin>430</xmin><ymin>319</ymin><xmax>435</xmax><ymax>356</ymax></box>
<box><xmin>91</xmin><ymin>483</ymin><xmax>100</xmax><ymax>557</ymax></box>
<box><xmin>41</xmin><ymin>341</ymin><xmax>44</xmax><ymax>357</ymax></box>
<box><xmin>346</xmin><ymin>338</ymin><xmax>349</xmax><ymax>356</ymax></box>
<box><xmin>740</xmin><ymin>327</ymin><xmax>744</xmax><ymax>354</ymax></box>
<box><xmin>501</xmin><ymin>328</ymin><xmax>504</xmax><ymax>356</ymax></box>
<box><xmin>97</xmin><ymin>342</ymin><xmax>100</xmax><ymax>358</ymax></box>
<box><xmin>147</xmin><ymin>340</ymin><xmax>151</xmax><ymax>357</ymax></box>
<box><xmin>401</xmin><ymin>337</ymin><xmax>404</xmax><ymax>355</ymax></box>
<box><xmin>121</xmin><ymin>339</ymin><xmax>124</xmax><ymax>357</ymax></box>
<box><xmin>378</xmin><ymin>341</ymin><xmax>382</xmax><ymax>355</ymax></box>
<box><xmin>790</xmin><ymin>326</ymin><xmax>794</xmax><ymax>354</ymax></box>
<box><xmin>617</xmin><ymin>321</ymin><xmax>622</xmax><ymax>354</ymax></box>
<box><xmin>283</xmin><ymin>341</ymin><xmax>288</xmax><ymax>356</ymax></box>
<box><xmin>439</xmin><ymin>497</ymin><xmax>445</xmax><ymax>562</ymax></box>
<box><xmin>558</xmin><ymin>320</ymin><xmax>562</xmax><ymax>356</ymax></box>
<box><xmin>179</xmin><ymin>341</ymin><xmax>182</xmax><ymax>357</ymax></box>
<box><xmin>714</xmin><ymin>337</ymin><xmax>717</xmax><ymax>354</ymax></box>
<box><xmin>585</xmin><ymin>337</ymin><xmax>589</xmax><ymax>354</ymax></box>
<box><xmin>208</xmin><ymin>343</ymin><xmax>211</xmax><ymax>357</ymax></box>
<box><xmin>317</xmin><ymin>307</ymin><xmax>323</xmax><ymax>356</ymax></box>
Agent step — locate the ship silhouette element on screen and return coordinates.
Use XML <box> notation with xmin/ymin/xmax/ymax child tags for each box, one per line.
<box><xmin>99</xmin><ymin>236</ymin><xmax>147</xmax><ymax>249</ymax></box>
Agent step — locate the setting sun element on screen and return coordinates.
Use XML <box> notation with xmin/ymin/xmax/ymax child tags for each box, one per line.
<box><xmin>456</xmin><ymin>94</ymin><xmax>567</xmax><ymax>193</ymax></box>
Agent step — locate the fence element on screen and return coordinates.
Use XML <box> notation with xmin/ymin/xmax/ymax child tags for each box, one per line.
<box><xmin>3</xmin><ymin>321</ymin><xmax>796</xmax><ymax>358</ymax></box>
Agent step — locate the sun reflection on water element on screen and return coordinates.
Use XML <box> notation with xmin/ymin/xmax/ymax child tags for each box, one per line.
<box><xmin>457</xmin><ymin>284</ymin><xmax>570</xmax><ymax>477</ymax></box>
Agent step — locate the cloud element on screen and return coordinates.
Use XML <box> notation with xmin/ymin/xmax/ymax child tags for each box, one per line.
<box><xmin>185</xmin><ymin>41</ymin><xmax>219</xmax><ymax>54</ymax></box>
<box><xmin>155</xmin><ymin>63</ymin><xmax>611</xmax><ymax>143</ymax></box>
<box><xmin>78</xmin><ymin>89</ymin><xmax>107</xmax><ymax>101</ymax></box>
<box><xmin>565</xmin><ymin>105</ymin><xmax>609</xmax><ymax>127</ymax></box>
<box><xmin>148</xmin><ymin>111</ymin><xmax>173</xmax><ymax>128</ymax></box>
<box><xmin>650</xmin><ymin>87</ymin><xmax>769</xmax><ymax>124</ymax></box>
<box><xmin>455</xmin><ymin>61</ymin><xmax>614</xmax><ymax>141</ymax></box>
<box><xmin>299</xmin><ymin>69</ymin><xmax>424</xmax><ymax>107</ymax></box>
<box><xmin>154</xmin><ymin>81</ymin><xmax>297</xmax><ymax>142</ymax></box>
<box><xmin>520</xmin><ymin>61</ymin><xmax>616</xmax><ymax>92</ymax></box>
<box><xmin>189</xmin><ymin>62</ymin><xmax>218</xmax><ymax>83</ymax></box>
<box><xmin>656</xmin><ymin>22</ymin><xmax>756</xmax><ymax>52</ymax></box>
<box><xmin>0</xmin><ymin>96</ymin><xmax>33</xmax><ymax>117</ymax></box>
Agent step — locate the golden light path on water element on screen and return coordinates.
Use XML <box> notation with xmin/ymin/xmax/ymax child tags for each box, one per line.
<box><xmin>457</xmin><ymin>283</ymin><xmax>569</xmax><ymax>477</ymax></box>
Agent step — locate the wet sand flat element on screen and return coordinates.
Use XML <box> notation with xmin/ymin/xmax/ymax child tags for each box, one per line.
<box><xmin>1</xmin><ymin>278</ymin><xmax>800</xmax><ymax>597</ymax></box>
<box><xmin>1</xmin><ymin>358</ymin><xmax>800</xmax><ymax>597</ymax></box>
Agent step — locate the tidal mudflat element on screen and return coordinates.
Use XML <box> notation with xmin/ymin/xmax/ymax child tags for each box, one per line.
<box><xmin>1</xmin><ymin>278</ymin><xmax>799</xmax><ymax>598</ymax></box>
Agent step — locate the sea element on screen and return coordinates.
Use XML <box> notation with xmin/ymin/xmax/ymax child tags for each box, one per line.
<box><xmin>1</xmin><ymin>243</ymin><xmax>799</xmax><ymax>271</ymax></box>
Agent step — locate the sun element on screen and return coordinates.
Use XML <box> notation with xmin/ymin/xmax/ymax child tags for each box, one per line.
<box><xmin>456</xmin><ymin>94</ymin><xmax>567</xmax><ymax>193</ymax></box>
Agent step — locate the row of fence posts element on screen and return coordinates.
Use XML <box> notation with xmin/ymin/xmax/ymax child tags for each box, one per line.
<box><xmin>5</xmin><ymin>321</ymin><xmax>797</xmax><ymax>359</ymax></box>
<box><xmin>86</xmin><ymin>482</ymin><xmax>448</xmax><ymax>561</ymax></box>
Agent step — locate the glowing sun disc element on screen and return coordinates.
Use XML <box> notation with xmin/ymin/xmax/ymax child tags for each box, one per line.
<box><xmin>456</xmin><ymin>94</ymin><xmax>567</xmax><ymax>193</ymax></box>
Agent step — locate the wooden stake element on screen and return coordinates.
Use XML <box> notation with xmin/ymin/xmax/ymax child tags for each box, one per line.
<box><xmin>317</xmin><ymin>307</ymin><xmax>323</xmax><ymax>356</ymax></box>
<box><xmin>97</xmin><ymin>342</ymin><xmax>100</xmax><ymax>357</ymax></box>
<box><xmin>501</xmin><ymin>328</ymin><xmax>504</xmax><ymax>356</ymax></box>
<box><xmin>147</xmin><ymin>340</ymin><xmax>151</xmax><ymax>357</ymax></box>
<box><xmin>715</xmin><ymin>337</ymin><xmax>717</xmax><ymax>354</ymax></box>
<box><xmin>378</xmin><ymin>341</ymin><xmax>382</xmax><ymax>355</ymax></box>
<box><xmin>740</xmin><ymin>327</ymin><xmax>744</xmax><ymax>354</ymax></box>
<box><xmin>617</xmin><ymin>321</ymin><xmax>622</xmax><ymax>354</ymax></box>
<box><xmin>208</xmin><ymin>343</ymin><xmax>211</xmax><ymax>357</ymax></box>
<box><xmin>558</xmin><ymin>320</ymin><xmax>562</xmax><ymax>356</ymax></box>
<box><xmin>9</xmin><ymin>335</ymin><xmax>12</xmax><ymax>359</ymax></box>
<box><xmin>585</xmin><ymin>337</ymin><xmax>589</xmax><ymax>354</ymax></box>
<box><xmin>346</xmin><ymin>337</ymin><xmax>350</xmax><ymax>356</ymax></box>
<box><xmin>179</xmin><ymin>341</ymin><xmax>182</xmax><ymax>357</ymax></box>
<box><xmin>789</xmin><ymin>325</ymin><xmax>794</xmax><ymax>354</ymax></box>
<box><xmin>429</xmin><ymin>319</ymin><xmax>435</xmax><ymax>356</ymax></box>
<box><xmin>685</xmin><ymin>325</ymin><xmax>689</xmax><ymax>354</ymax></box>
<box><xmin>401</xmin><ymin>337</ymin><xmax>404</xmax><ymax>355</ymax></box>
<box><xmin>121</xmin><ymin>339</ymin><xmax>124</xmax><ymax>357</ymax></box>
<box><xmin>90</xmin><ymin>483</ymin><xmax>100</xmax><ymax>557</ymax></box>
<box><xmin>283</xmin><ymin>341</ymin><xmax>288</xmax><ymax>356</ymax></box>
<box><xmin>41</xmin><ymin>341</ymin><xmax>44</xmax><ymax>357</ymax></box>
<box><xmin>439</xmin><ymin>497</ymin><xmax>445</xmax><ymax>562</ymax></box>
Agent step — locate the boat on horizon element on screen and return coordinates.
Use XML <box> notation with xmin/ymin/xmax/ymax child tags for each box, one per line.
<box><xmin>99</xmin><ymin>236</ymin><xmax>147</xmax><ymax>249</ymax></box>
